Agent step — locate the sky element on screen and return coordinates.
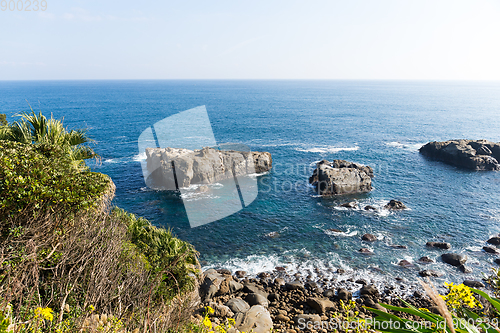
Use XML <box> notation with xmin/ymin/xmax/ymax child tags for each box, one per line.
<box><xmin>1</xmin><ymin>0</ymin><xmax>500</xmax><ymax>80</ymax></box>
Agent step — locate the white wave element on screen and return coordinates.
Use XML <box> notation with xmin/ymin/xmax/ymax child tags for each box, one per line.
<box><xmin>133</xmin><ymin>152</ymin><xmax>147</xmax><ymax>162</ymax></box>
<box><xmin>296</xmin><ymin>146</ymin><xmax>360</xmax><ymax>154</ymax></box>
<box><xmin>325</xmin><ymin>229</ymin><xmax>358</xmax><ymax>237</ymax></box>
<box><xmin>385</xmin><ymin>141</ymin><xmax>425</xmax><ymax>151</ymax></box>
<box><xmin>247</xmin><ymin>171</ymin><xmax>270</xmax><ymax>178</ymax></box>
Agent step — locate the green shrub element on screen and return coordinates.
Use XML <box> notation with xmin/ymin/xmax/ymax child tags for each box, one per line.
<box><xmin>0</xmin><ymin>140</ymin><xmax>111</xmax><ymax>219</ymax></box>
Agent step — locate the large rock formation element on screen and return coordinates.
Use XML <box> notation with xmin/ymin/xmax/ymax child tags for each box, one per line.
<box><xmin>419</xmin><ymin>140</ymin><xmax>500</xmax><ymax>170</ymax></box>
<box><xmin>309</xmin><ymin>160</ymin><xmax>374</xmax><ymax>195</ymax></box>
<box><xmin>145</xmin><ymin>147</ymin><xmax>272</xmax><ymax>189</ymax></box>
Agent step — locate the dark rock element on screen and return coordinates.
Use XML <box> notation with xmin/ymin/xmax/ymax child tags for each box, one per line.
<box><xmin>268</xmin><ymin>293</ymin><xmax>280</xmax><ymax>302</ymax></box>
<box><xmin>483</xmin><ymin>246</ymin><xmax>500</xmax><ymax>254</ymax></box>
<box><xmin>398</xmin><ymin>260</ymin><xmax>414</xmax><ymax>268</ymax></box>
<box><xmin>217</xmin><ymin>268</ymin><xmax>232</xmax><ymax>275</ymax></box>
<box><xmin>418</xmin><ymin>256</ymin><xmax>434</xmax><ymax>263</ymax></box>
<box><xmin>258</xmin><ymin>272</ymin><xmax>271</xmax><ymax>279</ymax></box>
<box><xmin>390</xmin><ymin>244</ymin><xmax>407</xmax><ymax>249</ymax></box>
<box><xmin>226</xmin><ymin>298</ymin><xmax>251</xmax><ymax>314</ymax></box>
<box><xmin>362</xmin><ymin>233</ymin><xmax>377</xmax><ymax>242</ymax></box>
<box><xmin>275</xmin><ymin>266</ymin><xmax>286</xmax><ymax>272</ymax></box>
<box><xmin>235</xmin><ymin>270</ymin><xmax>247</xmax><ymax>278</ymax></box>
<box><xmin>245</xmin><ymin>293</ymin><xmax>269</xmax><ymax>307</ymax></box>
<box><xmin>285</xmin><ymin>280</ymin><xmax>305</xmax><ymax>291</ymax></box>
<box><xmin>359</xmin><ymin>248</ymin><xmax>374</xmax><ymax>254</ymax></box>
<box><xmin>323</xmin><ymin>289</ymin><xmax>335</xmax><ymax>298</ymax></box>
<box><xmin>463</xmin><ymin>280</ymin><xmax>485</xmax><ymax>288</ymax></box>
<box><xmin>309</xmin><ymin>159</ymin><xmax>374</xmax><ymax>196</ymax></box>
<box><xmin>459</xmin><ymin>265</ymin><xmax>472</xmax><ymax>273</ymax></box>
<box><xmin>243</xmin><ymin>283</ymin><xmax>268</xmax><ymax>298</ymax></box>
<box><xmin>364</xmin><ymin>205</ymin><xmax>376</xmax><ymax>211</ymax></box>
<box><xmin>340</xmin><ymin>201</ymin><xmax>358</xmax><ymax>209</ymax></box>
<box><xmin>426</xmin><ymin>242</ymin><xmax>451</xmax><ymax>249</ymax></box>
<box><xmin>487</xmin><ymin>237</ymin><xmax>500</xmax><ymax>245</ymax></box>
<box><xmin>337</xmin><ymin>268</ymin><xmax>346</xmax><ymax>274</ymax></box>
<box><xmin>419</xmin><ymin>140</ymin><xmax>500</xmax><ymax>171</ymax></box>
<box><xmin>385</xmin><ymin>200</ymin><xmax>406</xmax><ymax>210</ymax></box>
<box><xmin>355</xmin><ymin>279</ymin><xmax>367</xmax><ymax>285</ymax></box>
<box><xmin>328</xmin><ymin>228</ymin><xmax>344</xmax><ymax>233</ymax></box>
<box><xmin>306</xmin><ymin>297</ymin><xmax>335</xmax><ymax>313</ymax></box>
<box><xmin>495</xmin><ymin>258</ymin><xmax>500</xmax><ymax>265</ymax></box>
<box><xmin>419</xmin><ymin>270</ymin><xmax>443</xmax><ymax>277</ymax></box>
<box><xmin>360</xmin><ymin>285</ymin><xmax>379</xmax><ymax>298</ymax></box>
<box><xmin>442</xmin><ymin>253</ymin><xmax>467</xmax><ymax>267</ymax></box>
<box><xmin>337</xmin><ymin>288</ymin><xmax>352</xmax><ymax>301</ymax></box>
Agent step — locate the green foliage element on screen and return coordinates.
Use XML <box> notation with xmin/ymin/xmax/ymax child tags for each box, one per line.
<box><xmin>485</xmin><ymin>267</ymin><xmax>500</xmax><ymax>297</ymax></box>
<box><xmin>367</xmin><ymin>284</ymin><xmax>500</xmax><ymax>333</ymax></box>
<box><xmin>111</xmin><ymin>208</ymin><xmax>199</xmax><ymax>300</ymax></box>
<box><xmin>0</xmin><ymin>114</ymin><xmax>7</xmax><ymax>126</ymax></box>
<box><xmin>0</xmin><ymin>140</ymin><xmax>111</xmax><ymax>219</ymax></box>
<box><xmin>0</xmin><ymin>110</ymin><xmax>97</xmax><ymax>168</ymax></box>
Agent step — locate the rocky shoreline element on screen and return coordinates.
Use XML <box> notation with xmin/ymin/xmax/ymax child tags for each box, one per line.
<box><xmin>196</xmin><ymin>267</ymin><xmax>443</xmax><ymax>333</ymax></box>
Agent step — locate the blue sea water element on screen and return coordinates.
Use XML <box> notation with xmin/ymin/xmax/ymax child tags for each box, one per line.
<box><xmin>1</xmin><ymin>80</ymin><xmax>500</xmax><ymax>288</ymax></box>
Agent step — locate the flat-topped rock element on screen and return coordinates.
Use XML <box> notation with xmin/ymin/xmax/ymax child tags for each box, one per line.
<box><xmin>419</xmin><ymin>139</ymin><xmax>500</xmax><ymax>170</ymax></box>
<box><xmin>309</xmin><ymin>159</ymin><xmax>374</xmax><ymax>195</ymax></box>
<box><xmin>145</xmin><ymin>147</ymin><xmax>272</xmax><ymax>189</ymax></box>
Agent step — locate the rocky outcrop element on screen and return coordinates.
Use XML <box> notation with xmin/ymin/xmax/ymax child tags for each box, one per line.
<box><xmin>309</xmin><ymin>160</ymin><xmax>374</xmax><ymax>195</ymax></box>
<box><xmin>145</xmin><ymin>147</ymin><xmax>272</xmax><ymax>189</ymax></box>
<box><xmin>419</xmin><ymin>140</ymin><xmax>500</xmax><ymax>170</ymax></box>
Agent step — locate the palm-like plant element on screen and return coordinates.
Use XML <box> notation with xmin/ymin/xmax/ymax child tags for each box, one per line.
<box><xmin>0</xmin><ymin>110</ymin><xmax>98</xmax><ymax>168</ymax></box>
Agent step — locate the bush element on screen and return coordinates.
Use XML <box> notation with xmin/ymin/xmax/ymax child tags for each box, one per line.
<box><xmin>0</xmin><ymin>139</ymin><xmax>200</xmax><ymax>332</ymax></box>
<box><xmin>0</xmin><ymin>140</ymin><xmax>111</xmax><ymax>219</ymax></box>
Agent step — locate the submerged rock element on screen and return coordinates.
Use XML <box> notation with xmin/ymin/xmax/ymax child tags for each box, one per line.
<box><xmin>418</xmin><ymin>256</ymin><xmax>434</xmax><ymax>264</ymax></box>
<box><xmin>487</xmin><ymin>236</ymin><xmax>500</xmax><ymax>245</ymax></box>
<box><xmin>426</xmin><ymin>242</ymin><xmax>451</xmax><ymax>250</ymax></box>
<box><xmin>359</xmin><ymin>248</ymin><xmax>374</xmax><ymax>254</ymax></box>
<box><xmin>340</xmin><ymin>201</ymin><xmax>358</xmax><ymax>209</ymax></box>
<box><xmin>309</xmin><ymin>159</ymin><xmax>374</xmax><ymax>196</ymax></box>
<box><xmin>419</xmin><ymin>270</ymin><xmax>443</xmax><ymax>277</ymax></box>
<box><xmin>364</xmin><ymin>205</ymin><xmax>376</xmax><ymax>211</ymax></box>
<box><xmin>463</xmin><ymin>280</ymin><xmax>485</xmax><ymax>288</ymax></box>
<box><xmin>384</xmin><ymin>200</ymin><xmax>406</xmax><ymax>210</ymax></box>
<box><xmin>483</xmin><ymin>246</ymin><xmax>500</xmax><ymax>254</ymax></box>
<box><xmin>441</xmin><ymin>253</ymin><xmax>467</xmax><ymax>267</ymax></box>
<box><xmin>419</xmin><ymin>139</ymin><xmax>500</xmax><ymax>170</ymax></box>
<box><xmin>361</xmin><ymin>233</ymin><xmax>377</xmax><ymax>242</ymax></box>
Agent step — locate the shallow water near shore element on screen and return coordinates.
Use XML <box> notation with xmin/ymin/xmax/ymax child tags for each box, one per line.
<box><xmin>1</xmin><ymin>80</ymin><xmax>500</xmax><ymax>288</ymax></box>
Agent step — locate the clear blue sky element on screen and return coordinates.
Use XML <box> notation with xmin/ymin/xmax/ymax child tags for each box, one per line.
<box><xmin>1</xmin><ymin>0</ymin><xmax>500</xmax><ymax>80</ymax></box>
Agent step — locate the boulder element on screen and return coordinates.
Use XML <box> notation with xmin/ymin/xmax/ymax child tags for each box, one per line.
<box><xmin>495</xmin><ymin>258</ymin><xmax>500</xmax><ymax>265</ymax></box>
<box><xmin>483</xmin><ymin>246</ymin><xmax>500</xmax><ymax>254</ymax></box>
<box><xmin>145</xmin><ymin>147</ymin><xmax>272</xmax><ymax>189</ymax></box>
<box><xmin>362</xmin><ymin>233</ymin><xmax>377</xmax><ymax>242</ymax></box>
<box><xmin>441</xmin><ymin>253</ymin><xmax>467</xmax><ymax>267</ymax></box>
<box><xmin>306</xmin><ymin>298</ymin><xmax>335</xmax><ymax>314</ymax></box>
<box><xmin>340</xmin><ymin>201</ymin><xmax>358</xmax><ymax>209</ymax></box>
<box><xmin>426</xmin><ymin>242</ymin><xmax>451</xmax><ymax>249</ymax></box>
<box><xmin>275</xmin><ymin>314</ymin><xmax>290</xmax><ymax>322</ymax></box>
<box><xmin>226</xmin><ymin>298</ymin><xmax>251</xmax><ymax>314</ymax></box>
<box><xmin>419</xmin><ymin>140</ymin><xmax>500</xmax><ymax>170</ymax></box>
<box><xmin>229</xmin><ymin>280</ymin><xmax>244</xmax><ymax>293</ymax></box>
<box><xmin>418</xmin><ymin>256</ymin><xmax>434</xmax><ymax>264</ymax></box>
<box><xmin>487</xmin><ymin>237</ymin><xmax>500</xmax><ymax>245</ymax></box>
<box><xmin>245</xmin><ymin>293</ymin><xmax>269</xmax><ymax>307</ymax></box>
<box><xmin>243</xmin><ymin>283</ymin><xmax>268</xmax><ymax>298</ymax></box>
<box><xmin>200</xmin><ymin>270</ymin><xmax>225</xmax><ymax>301</ymax></box>
<box><xmin>463</xmin><ymin>280</ymin><xmax>485</xmax><ymax>288</ymax></box>
<box><xmin>385</xmin><ymin>200</ymin><xmax>406</xmax><ymax>210</ymax></box>
<box><xmin>237</xmin><ymin>305</ymin><xmax>273</xmax><ymax>333</ymax></box>
<box><xmin>364</xmin><ymin>205</ymin><xmax>377</xmax><ymax>211</ymax></box>
<box><xmin>419</xmin><ymin>270</ymin><xmax>443</xmax><ymax>277</ymax></box>
<box><xmin>359</xmin><ymin>248</ymin><xmax>374</xmax><ymax>254</ymax></box>
<box><xmin>360</xmin><ymin>285</ymin><xmax>379</xmax><ymax>298</ymax></box>
<box><xmin>337</xmin><ymin>288</ymin><xmax>352</xmax><ymax>301</ymax></box>
<box><xmin>309</xmin><ymin>160</ymin><xmax>374</xmax><ymax>196</ymax></box>
<box><xmin>390</xmin><ymin>244</ymin><xmax>407</xmax><ymax>249</ymax></box>
<box><xmin>398</xmin><ymin>260</ymin><xmax>414</xmax><ymax>268</ymax></box>
<box><xmin>459</xmin><ymin>265</ymin><xmax>472</xmax><ymax>274</ymax></box>
<box><xmin>208</xmin><ymin>302</ymin><xmax>234</xmax><ymax>318</ymax></box>
<box><xmin>235</xmin><ymin>271</ymin><xmax>247</xmax><ymax>278</ymax></box>
<box><xmin>285</xmin><ymin>280</ymin><xmax>305</xmax><ymax>291</ymax></box>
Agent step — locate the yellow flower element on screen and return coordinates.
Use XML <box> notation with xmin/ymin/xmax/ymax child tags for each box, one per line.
<box><xmin>206</xmin><ymin>306</ymin><xmax>215</xmax><ymax>315</ymax></box>
<box><xmin>35</xmin><ymin>307</ymin><xmax>54</xmax><ymax>321</ymax></box>
<box><xmin>203</xmin><ymin>316</ymin><xmax>212</xmax><ymax>328</ymax></box>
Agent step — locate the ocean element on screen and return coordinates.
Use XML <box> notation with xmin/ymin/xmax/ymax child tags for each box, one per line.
<box><xmin>1</xmin><ymin>80</ymin><xmax>500</xmax><ymax>289</ymax></box>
